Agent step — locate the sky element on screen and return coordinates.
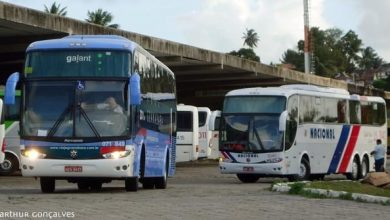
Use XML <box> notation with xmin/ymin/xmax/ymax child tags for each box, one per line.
<box><xmin>2</xmin><ymin>0</ymin><xmax>390</xmax><ymax>65</ymax></box>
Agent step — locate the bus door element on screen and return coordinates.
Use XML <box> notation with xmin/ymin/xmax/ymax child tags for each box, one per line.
<box><xmin>197</xmin><ymin>107</ymin><xmax>211</xmax><ymax>158</ymax></box>
<box><xmin>176</xmin><ymin>105</ymin><xmax>199</xmax><ymax>162</ymax></box>
<box><xmin>208</xmin><ymin>110</ymin><xmax>221</xmax><ymax>159</ymax></box>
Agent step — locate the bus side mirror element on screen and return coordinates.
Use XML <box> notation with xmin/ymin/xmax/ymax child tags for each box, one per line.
<box><xmin>4</xmin><ymin>72</ymin><xmax>20</xmax><ymax>105</ymax></box>
<box><xmin>279</xmin><ymin>110</ymin><xmax>287</xmax><ymax>132</ymax></box>
<box><xmin>130</xmin><ymin>72</ymin><xmax>141</xmax><ymax>105</ymax></box>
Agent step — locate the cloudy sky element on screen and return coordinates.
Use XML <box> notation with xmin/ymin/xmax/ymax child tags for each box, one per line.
<box><xmin>3</xmin><ymin>0</ymin><xmax>390</xmax><ymax>64</ymax></box>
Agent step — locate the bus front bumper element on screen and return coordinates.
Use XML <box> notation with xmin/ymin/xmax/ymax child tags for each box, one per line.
<box><xmin>219</xmin><ymin>161</ymin><xmax>285</xmax><ymax>175</ymax></box>
<box><xmin>21</xmin><ymin>155</ymin><xmax>135</xmax><ymax>178</ymax></box>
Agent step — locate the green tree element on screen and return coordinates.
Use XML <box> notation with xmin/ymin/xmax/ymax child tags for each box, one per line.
<box><xmin>44</xmin><ymin>2</ymin><xmax>67</xmax><ymax>16</ymax></box>
<box><xmin>242</xmin><ymin>28</ymin><xmax>259</xmax><ymax>48</ymax></box>
<box><xmin>358</xmin><ymin>46</ymin><xmax>383</xmax><ymax>70</ymax></box>
<box><xmin>85</xmin><ymin>9</ymin><xmax>119</xmax><ymax>29</ymax></box>
<box><xmin>281</xmin><ymin>27</ymin><xmax>384</xmax><ymax>78</ymax></box>
<box><xmin>229</xmin><ymin>48</ymin><xmax>260</xmax><ymax>62</ymax></box>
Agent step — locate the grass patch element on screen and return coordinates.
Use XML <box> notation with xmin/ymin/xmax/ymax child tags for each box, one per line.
<box><xmin>307</xmin><ymin>181</ymin><xmax>390</xmax><ymax>198</ymax></box>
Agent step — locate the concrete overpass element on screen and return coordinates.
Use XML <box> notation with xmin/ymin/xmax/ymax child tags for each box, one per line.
<box><xmin>1</xmin><ymin>1</ymin><xmax>389</xmax><ymax>110</ymax></box>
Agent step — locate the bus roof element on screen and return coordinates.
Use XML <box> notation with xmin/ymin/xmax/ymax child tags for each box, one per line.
<box><xmin>26</xmin><ymin>35</ymin><xmax>137</xmax><ymax>52</ymax></box>
<box><xmin>225</xmin><ymin>84</ymin><xmax>385</xmax><ymax>103</ymax></box>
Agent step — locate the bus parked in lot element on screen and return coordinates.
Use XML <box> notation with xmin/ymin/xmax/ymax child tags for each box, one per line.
<box><xmin>0</xmin><ymin>89</ymin><xmax>21</xmax><ymax>175</ymax></box>
<box><xmin>4</xmin><ymin>35</ymin><xmax>177</xmax><ymax>192</ymax></box>
<box><xmin>219</xmin><ymin>84</ymin><xmax>386</xmax><ymax>183</ymax></box>
<box><xmin>176</xmin><ymin>104</ymin><xmax>199</xmax><ymax>162</ymax></box>
<box><xmin>208</xmin><ymin>110</ymin><xmax>221</xmax><ymax>159</ymax></box>
<box><xmin>197</xmin><ymin>107</ymin><xmax>211</xmax><ymax>158</ymax></box>
<box><xmin>0</xmin><ymin>99</ymin><xmax>5</xmax><ymax>164</ymax></box>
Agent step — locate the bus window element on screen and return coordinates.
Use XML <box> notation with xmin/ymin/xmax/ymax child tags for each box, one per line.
<box><xmin>349</xmin><ymin>101</ymin><xmax>361</xmax><ymax>124</ymax></box>
<box><xmin>285</xmin><ymin>95</ymin><xmax>298</xmax><ymax>151</ymax></box>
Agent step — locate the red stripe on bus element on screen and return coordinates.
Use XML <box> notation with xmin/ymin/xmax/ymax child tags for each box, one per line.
<box><xmin>338</xmin><ymin>125</ymin><xmax>360</xmax><ymax>173</ymax></box>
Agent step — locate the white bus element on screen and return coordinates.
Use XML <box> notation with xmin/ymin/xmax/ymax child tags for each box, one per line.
<box><xmin>208</xmin><ymin>110</ymin><xmax>221</xmax><ymax>159</ymax></box>
<box><xmin>0</xmin><ymin>99</ymin><xmax>5</xmax><ymax>164</ymax></box>
<box><xmin>219</xmin><ymin>84</ymin><xmax>387</xmax><ymax>183</ymax></box>
<box><xmin>176</xmin><ymin>104</ymin><xmax>199</xmax><ymax>162</ymax></box>
<box><xmin>197</xmin><ymin>107</ymin><xmax>211</xmax><ymax>158</ymax></box>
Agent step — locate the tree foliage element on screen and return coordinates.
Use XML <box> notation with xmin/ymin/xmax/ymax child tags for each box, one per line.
<box><xmin>44</xmin><ymin>2</ymin><xmax>67</xmax><ymax>16</ymax></box>
<box><xmin>86</xmin><ymin>9</ymin><xmax>119</xmax><ymax>29</ymax></box>
<box><xmin>281</xmin><ymin>27</ymin><xmax>384</xmax><ymax>78</ymax></box>
<box><xmin>229</xmin><ymin>48</ymin><xmax>260</xmax><ymax>62</ymax></box>
<box><xmin>229</xmin><ymin>28</ymin><xmax>260</xmax><ymax>62</ymax></box>
<box><xmin>242</xmin><ymin>28</ymin><xmax>260</xmax><ymax>49</ymax></box>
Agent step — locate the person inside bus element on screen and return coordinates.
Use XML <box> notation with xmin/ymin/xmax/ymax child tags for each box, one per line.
<box><xmin>370</xmin><ymin>139</ymin><xmax>386</xmax><ymax>172</ymax></box>
<box><xmin>81</xmin><ymin>97</ymin><xmax>123</xmax><ymax>114</ymax></box>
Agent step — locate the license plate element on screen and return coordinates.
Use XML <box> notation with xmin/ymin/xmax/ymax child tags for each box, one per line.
<box><xmin>243</xmin><ymin>166</ymin><xmax>254</xmax><ymax>172</ymax></box>
<box><xmin>64</xmin><ymin>166</ymin><xmax>82</xmax><ymax>172</ymax></box>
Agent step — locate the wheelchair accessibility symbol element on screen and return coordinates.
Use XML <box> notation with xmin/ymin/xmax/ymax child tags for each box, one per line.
<box><xmin>77</xmin><ymin>81</ymin><xmax>85</xmax><ymax>90</ymax></box>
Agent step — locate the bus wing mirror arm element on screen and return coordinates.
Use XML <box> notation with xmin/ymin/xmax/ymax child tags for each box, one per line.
<box><xmin>4</xmin><ymin>72</ymin><xmax>20</xmax><ymax>105</ymax></box>
<box><xmin>279</xmin><ymin>110</ymin><xmax>287</xmax><ymax>132</ymax></box>
<box><xmin>129</xmin><ymin>72</ymin><xmax>141</xmax><ymax>105</ymax></box>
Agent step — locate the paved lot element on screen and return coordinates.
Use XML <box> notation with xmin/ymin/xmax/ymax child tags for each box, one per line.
<box><xmin>0</xmin><ymin>159</ymin><xmax>389</xmax><ymax>220</ymax></box>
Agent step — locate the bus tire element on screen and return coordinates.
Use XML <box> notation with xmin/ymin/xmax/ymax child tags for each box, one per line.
<box><xmin>0</xmin><ymin>153</ymin><xmax>19</xmax><ymax>176</ymax></box>
<box><xmin>288</xmin><ymin>158</ymin><xmax>310</xmax><ymax>181</ymax></box>
<box><xmin>155</xmin><ymin>154</ymin><xmax>169</xmax><ymax>189</ymax></box>
<box><xmin>236</xmin><ymin>174</ymin><xmax>260</xmax><ymax>183</ymax></box>
<box><xmin>90</xmin><ymin>182</ymin><xmax>102</xmax><ymax>191</ymax></box>
<box><xmin>125</xmin><ymin>177</ymin><xmax>138</xmax><ymax>192</ymax></box>
<box><xmin>346</xmin><ymin>157</ymin><xmax>359</xmax><ymax>180</ymax></box>
<box><xmin>77</xmin><ymin>181</ymin><xmax>90</xmax><ymax>191</ymax></box>
<box><xmin>142</xmin><ymin>178</ymin><xmax>155</xmax><ymax>189</ymax></box>
<box><xmin>359</xmin><ymin>156</ymin><xmax>369</xmax><ymax>179</ymax></box>
<box><xmin>40</xmin><ymin>177</ymin><xmax>55</xmax><ymax>193</ymax></box>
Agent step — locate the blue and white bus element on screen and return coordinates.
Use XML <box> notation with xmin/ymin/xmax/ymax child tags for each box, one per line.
<box><xmin>219</xmin><ymin>85</ymin><xmax>386</xmax><ymax>183</ymax></box>
<box><xmin>4</xmin><ymin>35</ymin><xmax>177</xmax><ymax>192</ymax></box>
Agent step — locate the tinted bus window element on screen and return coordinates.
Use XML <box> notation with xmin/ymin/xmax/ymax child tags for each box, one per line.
<box><xmin>177</xmin><ymin>111</ymin><xmax>193</xmax><ymax>132</ymax></box>
<box><xmin>199</xmin><ymin>112</ymin><xmax>207</xmax><ymax>127</ymax></box>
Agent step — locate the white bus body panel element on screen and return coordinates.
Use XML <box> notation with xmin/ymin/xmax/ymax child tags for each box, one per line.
<box><xmin>209</xmin><ymin>110</ymin><xmax>221</xmax><ymax>159</ymax></box>
<box><xmin>176</xmin><ymin>105</ymin><xmax>199</xmax><ymax>162</ymax></box>
<box><xmin>197</xmin><ymin>107</ymin><xmax>211</xmax><ymax>158</ymax></box>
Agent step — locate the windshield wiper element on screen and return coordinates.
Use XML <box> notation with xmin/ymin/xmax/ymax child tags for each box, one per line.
<box><xmin>48</xmin><ymin>105</ymin><xmax>73</xmax><ymax>137</ymax></box>
<box><xmin>249</xmin><ymin>119</ymin><xmax>265</xmax><ymax>150</ymax></box>
<box><xmin>78</xmin><ymin>105</ymin><xmax>101</xmax><ymax>139</ymax></box>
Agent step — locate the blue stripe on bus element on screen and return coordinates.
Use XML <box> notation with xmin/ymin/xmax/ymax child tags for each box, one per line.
<box><xmin>225</xmin><ymin>151</ymin><xmax>238</xmax><ymax>163</ymax></box>
<box><xmin>327</xmin><ymin>125</ymin><xmax>350</xmax><ymax>173</ymax></box>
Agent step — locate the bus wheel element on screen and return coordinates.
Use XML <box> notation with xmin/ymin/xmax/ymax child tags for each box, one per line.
<box><xmin>125</xmin><ymin>177</ymin><xmax>138</xmax><ymax>192</ymax></box>
<box><xmin>90</xmin><ymin>182</ymin><xmax>102</xmax><ymax>191</ymax></box>
<box><xmin>359</xmin><ymin>157</ymin><xmax>369</xmax><ymax>179</ymax></box>
<box><xmin>236</xmin><ymin>174</ymin><xmax>260</xmax><ymax>183</ymax></box>
<box><xmin>346</xmin><ymin>157</ymin><xmax>359</xmax><ymax>180</ymax></box>
<box><xmin>155</xmin><ymin>154</ymin><xmax>169</xmax><ymax>189</ymax></box>
<box><xmin>0</xmin><ymin>154</ymin><xmax>19</xmax><ymax>176</ymax></box>
<box><xmin>77</xmin><ymin>181</ymin><xmax>90</xmax><ymax>191</ymax></box>
<box><xmin>40</xmin><ymin>177</ymin><xmax>55</xmax><ymax>193</ymax></box>
<box><xmin>289</xmin><ymin>158</ymin><xmax>310</xmax><ymax>181</ymax></box>
<box><xmin>142</xmin><ymin>178</ymin><xmax>155</xmax><ymax>189</ymax></box>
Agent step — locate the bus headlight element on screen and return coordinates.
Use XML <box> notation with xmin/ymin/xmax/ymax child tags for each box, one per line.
<box><xmin>102</xmin><ymin>150</ymin><xmax>131</xmax><ymax>159</ymax></box>
<box><xmin>265</xmin><ymin>158</ymin><xmax>283</xmax><ymax>163</ymax></box>
<box><xmin>22</xmin><ymin>149</ymin><xmax>46</xmax><ymax>160</ymax></box>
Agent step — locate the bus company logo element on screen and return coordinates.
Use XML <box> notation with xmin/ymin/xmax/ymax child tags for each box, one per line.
<box><xmin>70</xmin><ymin>150</ymin><xmax>78</xmax><ymax>159</ymax></box>
<box><xmin>310</xmin><ymin>128</ymin><xmax>335</xmax><ymax>140</ymax></box>
<box><xmin>66</xmin><ymin>55</ymin><xmax>92</xmax><ymax>63</ymax></box>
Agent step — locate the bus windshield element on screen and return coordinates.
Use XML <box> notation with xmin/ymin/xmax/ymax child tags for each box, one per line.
<box><xmin>220</xmin><ymin>96</ymin><xmax>286</xmax><ymax>153</ymax></box>
<box><xmin>25</xmin><ymin>50</ymin><xmax>131</xmax><ymax>77</ymax></box>
<box><xmin>22</xmin><ymin>80</ymin><xmax>128</xmax><ymax>139</ymax></box>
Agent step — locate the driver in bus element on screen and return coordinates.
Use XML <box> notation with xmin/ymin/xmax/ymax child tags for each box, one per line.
<box><xmin>81</xmin><ymin>97</ymin><xmax>123</xmax><ymax>114</ymax></box>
